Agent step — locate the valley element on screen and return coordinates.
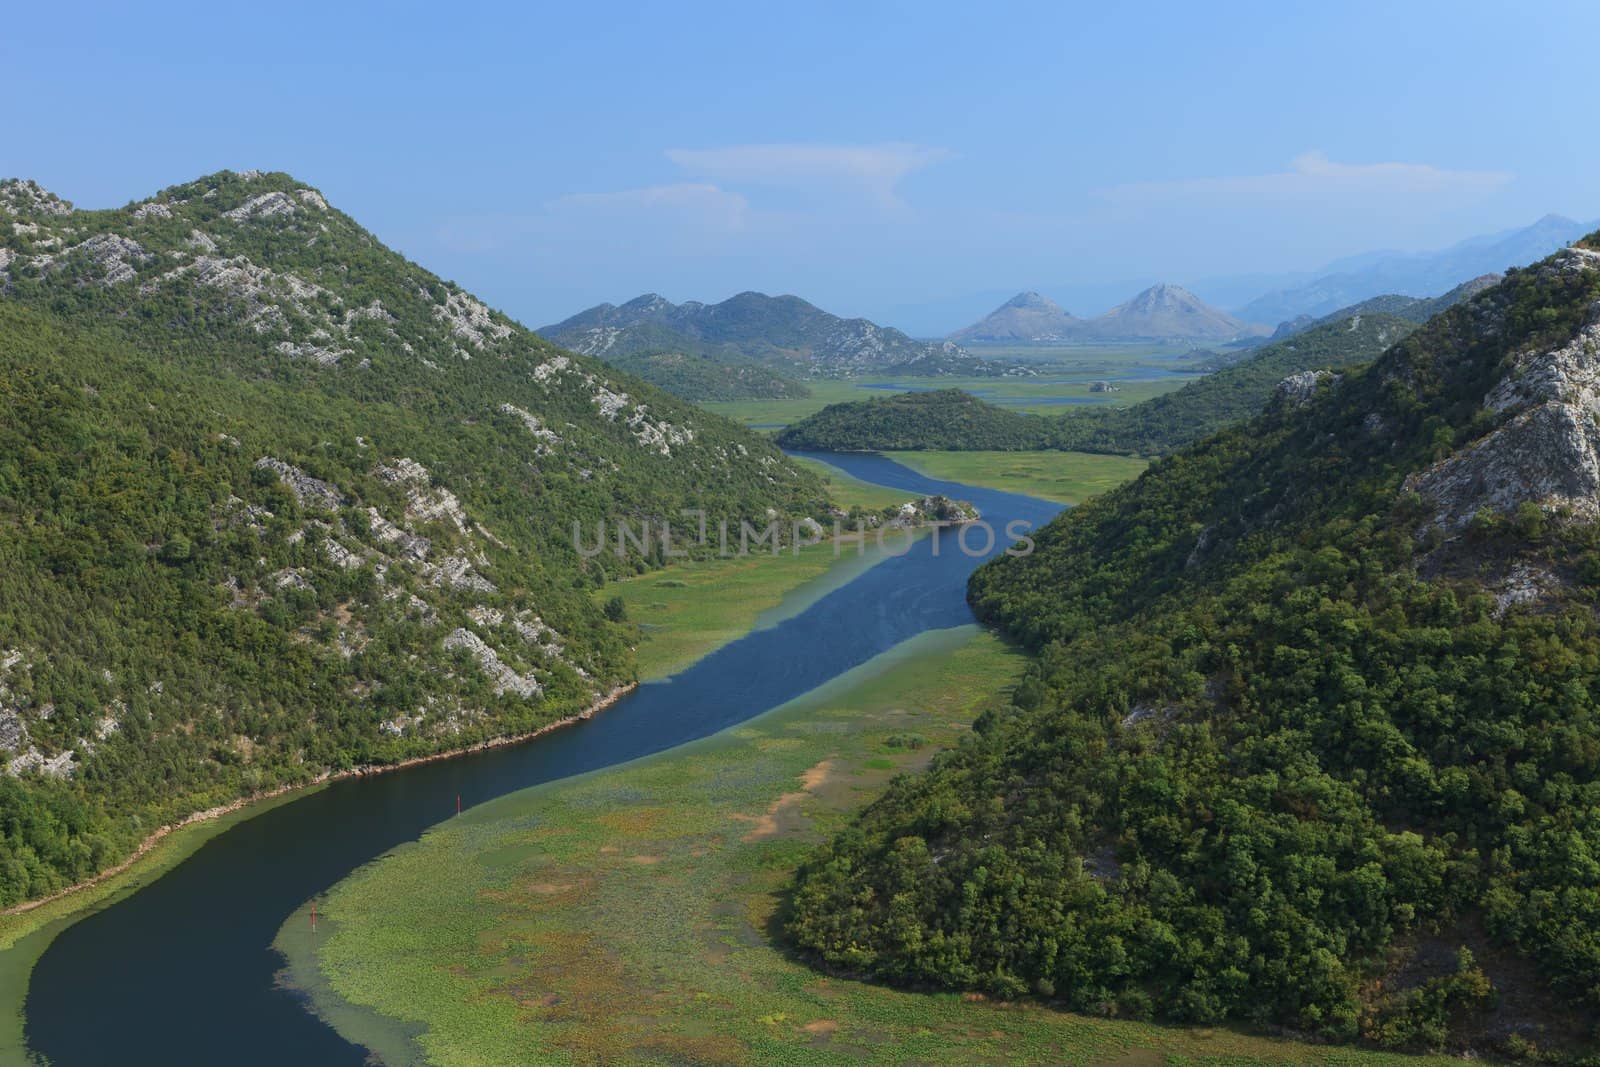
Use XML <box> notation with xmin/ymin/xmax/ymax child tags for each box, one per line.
<box><xmin>6</xmin><ymin>15</ymin><xmax>1598</xmax><ymax>1062</ymax></box>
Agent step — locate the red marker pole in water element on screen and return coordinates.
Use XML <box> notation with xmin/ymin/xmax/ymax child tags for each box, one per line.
<box><xmin>310</xmin><ymin>902</ymin><xmax>316</xmax><ymax>932</ymax></box>
<box><xmin>456</xmin><ymin>794</ymin><xmax>461</xmax><ymax>816</ymax></box>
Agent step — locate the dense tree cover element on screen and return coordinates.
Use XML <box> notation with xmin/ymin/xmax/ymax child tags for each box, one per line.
<box><xmin>595</xmin><ymin>346</ymin><xmax>810</xmax><ymax>401</ymax></box>
<box><xmin>787</xmin><ymin>241</ymin><xmax>1600</xmax><ymax>1057</ymax></box>
<box><xmin>0</xmin><ymin>171</ymin><xmax>830</xmax><ymax>905</ymax></box>
<box><xmin>777</xmin><ymin>389</ymin><xmax>1048</xmax><ymax>451</ymax></box>
<box><xmin>778</xmin><ymin>315</ymin><xmax>1419</xmax><ymax>456</ymax></box>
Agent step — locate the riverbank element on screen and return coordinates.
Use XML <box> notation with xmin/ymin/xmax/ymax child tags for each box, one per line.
<box><xmin>602</xmin><ymin>533</ymin><xmax>914</xmax><ymax>680</ymax></box>
<box><xmin>280</xmin><ymin>627</ymin><xmax>1454</xmax><ymax>1066</ymax></box>
<box><xmin>0</xmin><ymin>682</ymin><xmax>634</xmax><ymax>1061</ymax></box>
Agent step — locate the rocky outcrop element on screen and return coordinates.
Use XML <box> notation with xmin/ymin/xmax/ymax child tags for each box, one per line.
<box><xmin>254</xmin><ymin>457</ymin><xmax>345</xmax><ymax>510</ymax></box>
<box><xmin>1405</xmin><ymin>248</ymin><xmax>1600</xmax><ymax>530</ymax></box>
<box><xmin>442</xmin><ymin>628</ymin><xmax>542</xmax><ymax>698</ymax></box>
<box><xmin>1273</xmin><ymin>369</ymin><xmax>1340</xmax><ymax>409</ymax></box>
<box><xmin>0</xmin><ymin>179</ymin><xmax>72</xmax><ymax>217</ymax></box>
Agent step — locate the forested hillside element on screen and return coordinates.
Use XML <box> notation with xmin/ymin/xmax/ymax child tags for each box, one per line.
<box><xmin>788</xmin><ymin>237</ymin><xmax>1600</xmax><ymax>1057</ymax></box>
<box><xmin>777</xmin><ymin>389</ymin><xmax>1046</xmax><ymax>451</ymax></box>
<box><xmin>0</xmin><ymin>171</ymin><xmax>827</xmax><ymax>905</ymax></box>
<box><xmin>588</xmin><ymin>345</ymin><xmax>809</xmax><ymax>401</ymax></box>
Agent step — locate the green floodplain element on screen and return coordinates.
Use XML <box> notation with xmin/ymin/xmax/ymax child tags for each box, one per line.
<box><xmin>703</xmin><ymin>344</ymin><xmax>1201</xmax><ymax>428</ymax></box>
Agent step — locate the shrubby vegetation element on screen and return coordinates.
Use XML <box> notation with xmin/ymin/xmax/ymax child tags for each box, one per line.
<box><xmin>778</xmin><ymin>389</ymin><xmax>1048</xmax><ymax>451</ymax></box>
<box><xmin>593</xmin><ymin>346</ymin><xmax>810</xmax><ymax>401</ymax></box>
<box><xmin>787</xmin><ymin>240</ymin><xmax>1600</xmax><ymax>1057</ymax></box>
<box><xmin>0</xmin><ymin>171</ymin><xmax>828</xmax><ymax>904</ymax></box>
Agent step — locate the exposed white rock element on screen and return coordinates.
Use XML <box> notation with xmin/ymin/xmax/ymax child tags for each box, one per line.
<box><xmin>467</xmin><ymin>605</ymin><xmax>504</xmax><ymax>627</ymax></box>
<box><xmin>322</xmin><ymin>537</ymin><xmax>364</xmax><ymax>570</ymax></box>
<box><xmin>592</xmin><ymin>385</ymin><xmax>629</xmax><ymax>421</ymax></box>
<box><xmin>1273</xmin><ymin>369</ymin><xmax>1339</xmax><ymax>408</ymax></box>
<box><xmin>365</xmin><ymin>507</ymin><xmax>431</xmax><ymax>561</ymax></box>
<box><xmin>374</xmin><ymin>459</ymin><xmax>470</xmax><ymax>533</ymax></box>
<box><xmin>297</xmin><ymin>189</ymin><xmax>330</xmax><ymax>210</ymax></box>
<box><xmin>158</xmin><ymin>253</ymin><xmax>338</xmax><ymax>334</ymax></box>
<box><xmin>427</xmin><ymin>555</ymin><xmax>496</xmax><ymax>594</ymax></box>
<box><xmin>254</xmin><ymin>457</ymin><xmax>344</xmax><ymax>510</ymax></box>
<box><xmin>273</xmin><ymin>568</ymin><xmax>313</xmax><ymax>591</ymax></box>
<box><xmin>433</xmin><ymin>290</ymin><xmax>511</xmax><ymax>349</ymax></box>
<box><xmin>7</xmin><ymin>746</ymin><xmax>76</xmax><ymax>779</ymax></box>
<box><xmin>0</xmin><ymin>710</ymin><xmax>27</xmax><ymax>753</ymax></box>
<box><xmin>499</xmin><ymin>403</ymin><xmax>561</xmax><ymax>452</ymax></box>
<box><xmin>442</xmin><ymin>628</ymin><xmax>542</xmax><ymax>698</ymax></box>
<box><xmin>1406</xmin><ymin>269</ymin><xmax>1600</xmax><ymax>530</ymax></box>
<box><xmin>1493</xmin><ymin>563</ymin><xmax>1557</xmax><ymax>618</ymax></box>
<box><xmin>531</xmin><ymin>355</ymin><xmax>571</xmax><ymax>382</ymax></box>
<box><xmin>374</xmin><ymin>458</ymin><xmax>429</xmax><ymax>485</ymax></box>
<box><xmin>132</xmin><ymin>201</ymin><xmax>173</xmax><ymax>220</ymax></box>
<box><xmin>276</xmin><ymin>340</ymin><xmax>351</xmax><ymax>366</ymax></box>
<box><xmin>0</xmin><ymin>179</ymin><xmax>72</xmax><ymax>216</ymax></box>
<box><xmin>64</xmin><ymin>233</ymin><xmax>152</xmax><ymax>286</ymax></box>
<box><xmin>225</xmin><ymin>191</ymin><xmax>298</xmax><ymax>222</ymax></box>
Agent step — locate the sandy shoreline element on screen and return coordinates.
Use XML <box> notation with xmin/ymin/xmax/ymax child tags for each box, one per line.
<box><xmin>1</xmin><ymin>682</ymin><xmax>637</xmax><ymax>918</ymax></box>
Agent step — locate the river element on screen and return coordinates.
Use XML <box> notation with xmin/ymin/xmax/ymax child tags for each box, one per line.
<box><xmin>22</xmin><ymin>452</ymin><xmax>1061</xmax><ymax>1065</ymax></box>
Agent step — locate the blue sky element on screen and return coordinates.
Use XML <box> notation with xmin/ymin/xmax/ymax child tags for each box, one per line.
<box><xmin>5</xmin><ymin>1</ymin><xmax>1594</xmax><ymax>333</ymax></box>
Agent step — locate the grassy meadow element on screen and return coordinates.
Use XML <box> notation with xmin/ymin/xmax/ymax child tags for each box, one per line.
<box><xmin>279</xmin><ymin>624</ymin><xmax>1456</xmax><ymax>1067</ymax></box>
<box><xmin>886</xmin><ymin>450</ymin><xmax>1150</xmax><ymax>505</ymax></box>
<box><xmin>703</xmin><ymin>349</ymin><xmax>1201</xmax><ymax>429</ymax></box>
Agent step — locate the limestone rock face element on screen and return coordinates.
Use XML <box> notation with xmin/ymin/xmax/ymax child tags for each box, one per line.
<box><xmin>1273</xmin><ymin>369</ymin><xmax>1339</xmax><ymax>409</ymax></box>
<box><xmin>1406</xmin><ymin>248</ymin><xmax>1600</xmax><ymax>529</ymax></box>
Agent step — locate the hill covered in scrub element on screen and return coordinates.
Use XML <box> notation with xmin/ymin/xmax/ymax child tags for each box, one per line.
<box><xmin>0</xmin><ymin>171</ymin><xmax>827</xmax><ymax>905</ymax></box>
<box><xmin>787</xmin><ymin>237</ymin><xmax>1600</xmax><ymax>1057</ymax></box>
<box><xmin>775</xmin><ymin>389</ymin><xmax>1045</xmax><ymax>451</ymax></box>
<box><xmin>585</xmin><ymin>346</ymin><xmax>810</xmax><ymax>401</ymax></box>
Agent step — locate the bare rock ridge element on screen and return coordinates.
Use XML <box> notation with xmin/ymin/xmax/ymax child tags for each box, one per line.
<box><xmin>1405</xmin><ymin>246</ymin><xmax>1600</xmax><ymax>530</ymax></box>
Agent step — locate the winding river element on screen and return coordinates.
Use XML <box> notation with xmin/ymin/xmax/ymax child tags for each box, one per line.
<box><xmin>22</xmin><ymin>452</ymin><xmax>1061</xmax><ymax>1065</ymax></box>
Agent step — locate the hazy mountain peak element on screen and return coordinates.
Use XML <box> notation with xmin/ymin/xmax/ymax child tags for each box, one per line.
<box><xmin>949</xmin><ymin>291</ymin><xmax>1077</xmax><ymax>343</ymax></box>
<box><xmin>619</xmin><ymin>293</ymin><xmax>673</xmax><ymax>313</ymax></box>
<box><xmin>955</xmin><ymin>282</ymin><xmax>1262</xmax><ymax>344</ymax></box>
<box><xmin>1237</xmin><ymin>213</ymin><xmax>1597</xmax><ymax>325</ymax></box>
<box><xmin>1003</xmin><ymin>291</ymin><xmax>1062</xmax><ymax>311</ymax></box>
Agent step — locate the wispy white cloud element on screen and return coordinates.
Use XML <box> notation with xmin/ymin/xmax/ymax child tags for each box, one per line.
<box><xmin>665</xmin><ymin>142</ymin><xmax>951</xmax><ymax>208</ymax></box>
<box><xmin>1100</xmin><ymin>151</ymin><xmax>1511</xmax><ymax>203</ymax></box>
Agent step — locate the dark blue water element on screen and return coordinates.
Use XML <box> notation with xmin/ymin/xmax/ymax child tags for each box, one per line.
<box><xmin>24</xmin><ymin>453</ymin><xmax>1060</xmax><ymax>1066</ymax></box>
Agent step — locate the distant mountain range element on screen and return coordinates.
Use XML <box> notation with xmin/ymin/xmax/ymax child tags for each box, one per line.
<box><xmin>1236</xmin><ymin>214</ymin><xmax>1595</xmax><ymax>326</ymax></box>
<box><xmin>541</xmin><ymin>292</ymin><xmax>1019</xmax><ymax>381</ymax></box>
<box><xmin>952</xmin><ymin>283</ymin><xmax>1269</xmax><ymax>345</ymax></box>
<box><xmin>1261</xmin><ymin>272</ymin><xmax>1504</xmax><ymax>344</ymax></box>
